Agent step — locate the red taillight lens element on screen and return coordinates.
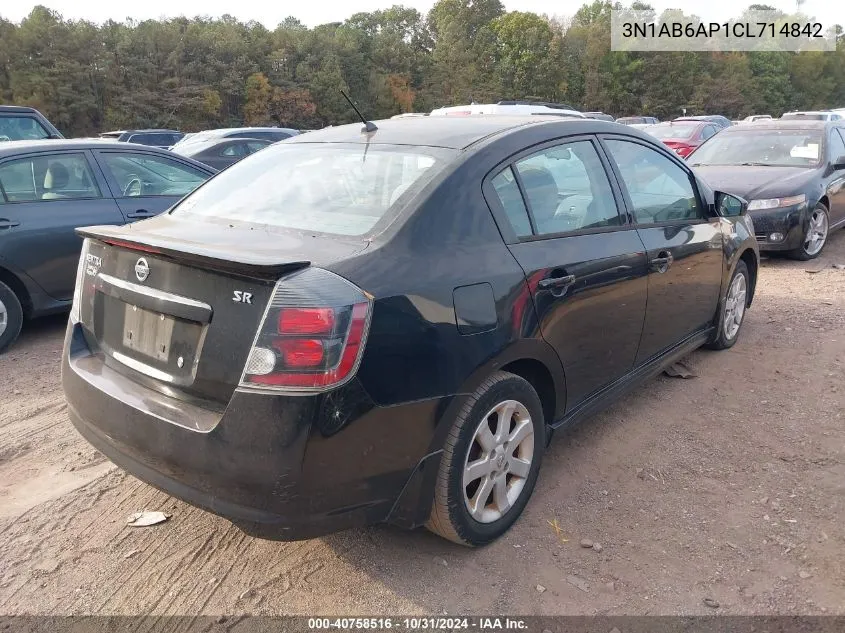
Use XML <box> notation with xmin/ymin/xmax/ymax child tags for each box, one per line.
<box><xmin>278</xmin><ymin>307</ymin><xmax>335</xmax><ymax>335</ymax></box>
<box><xmin>274</xmin><ymin>338</ymin><xmax>325</xmax><ymax>368</ymax></box>
<box><xmin>240</xmin><ymin>268</ymin><xmax>372</xmax><ymax>392</ymax></box>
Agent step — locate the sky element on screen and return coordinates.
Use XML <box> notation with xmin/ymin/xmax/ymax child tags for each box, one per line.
<box><xmin>2</xmin><ymin>0</ymin><xmax>840</xmax><ymax>28</ymax></box>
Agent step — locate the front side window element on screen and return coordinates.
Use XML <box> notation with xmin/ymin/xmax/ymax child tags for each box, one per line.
<box><xmin>514</xmin><ymin>140</ymin><xmax>620</xmax><ymax>235</ymax></box>
<box><xmin>98</xmin><ymin>152</ymin><xmax>208</xmax><ymax>198</ymax></box>
<box><xmin>172</xmin><ymin>143</ymin><xmax>456</xmax><ymax>237</ymax></box>
<box><xmin>0</xmin><ymin>153</ymin><xmax>100</xmax><ymax>202</ymax></box>
<box><xmin>605</xmin><ymin>139</ymin><xmax>703</xmax><ymax>223</ymax></box>
<box><xmin>0</xmin><ymin>116</ymin><xmax>51</xmax><ymax>142</ymax></box>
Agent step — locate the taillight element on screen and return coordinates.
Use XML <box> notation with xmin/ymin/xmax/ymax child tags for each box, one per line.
<box><xmin>239</xmin><ymin>267</ymin><xmax>373</xmax><ymax>392</ymax></box>
<box><xmin>69</xmin><ymin>238</ymin><xmax>90</xmax><ymax>324</ymax></box>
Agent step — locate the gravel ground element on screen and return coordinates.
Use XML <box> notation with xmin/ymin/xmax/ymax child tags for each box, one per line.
<box><xmin>0</xmin><ymin>232</ymin><xmax>843</xmax><ymax>616</ymax></box>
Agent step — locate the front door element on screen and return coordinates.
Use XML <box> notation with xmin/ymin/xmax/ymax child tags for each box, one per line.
<box><xmin>93</xmin><ymin>150</ymin><xmax>210</xmax><ymax>221</ymax></box>
<box><xmin>486</xmin><ymin>137</ymin><xmax>649</xmax><ymax>410</ymax></box>
<box><xmin>0</xmin><ymin>150</ymin><xmax>123</xmax><ymax>300</ymax></box>
<box><xmin>601</xmin><ymin>137</ymin><xmax>724</xmax><ymax>364</ymax></box>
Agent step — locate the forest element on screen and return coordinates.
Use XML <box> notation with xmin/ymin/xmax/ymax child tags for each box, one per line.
<box><xmin>0</xmin><ymin>1</ymin><xmax>843</xmax><ymax>137</ymax></box>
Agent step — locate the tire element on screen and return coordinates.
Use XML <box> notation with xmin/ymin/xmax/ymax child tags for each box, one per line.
<box><xmin>426</xmin><ymin>371</ymin><xmax>545</xmax><ymax>546</ymax></box>
<box><xmin>788</xmin><ymin>203</ymin><xmax>829</xmax><ymax>261</ymax></box>
<box><xmin>0</xmin><ymin>280</ymin><xmax>24</xmax><ymax>354</ymax></box>
<box><xmin>705</xmin><ymin>260</ymin><xmax>749</xmax><ymax>351</ymax></box>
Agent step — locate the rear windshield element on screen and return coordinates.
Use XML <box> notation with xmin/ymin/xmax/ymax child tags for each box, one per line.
<box><xmin>172</xmin><ymin>143</ymin><xmax>457</xmax><ymax>236</ymax></box>
<box><xmin>645</xmin><ymin>124</ymin><xmax>699</xmax><ymax>140</ymax></box>
<box><xmin>0</xmin><ymin>115</ymin><xmax>51</xmax><ymax>141</ymax></box>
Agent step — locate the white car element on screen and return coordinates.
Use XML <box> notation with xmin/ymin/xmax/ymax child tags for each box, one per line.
<box><xmin>430</xmin><ymin>101</ymin><xmax>585</xmax><ymax>119</ymax></box>
<box><xmin>742</xmin><ymin>115</ymin><xmax>773</xmax><ymax>123</ymax></box>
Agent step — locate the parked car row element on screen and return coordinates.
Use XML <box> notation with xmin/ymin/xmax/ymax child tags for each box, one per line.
<box><xmin>0</xmin><ymin>101</ymin><xmax>836</xmax><ymax>549</ymax></box>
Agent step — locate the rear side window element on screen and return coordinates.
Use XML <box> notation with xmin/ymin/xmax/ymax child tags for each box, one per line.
<box><xmin>173</xmin><ymin>144</ymin><xmax>456</xmax><ymax>237</ymax></box>
<box><xmin>491</xmin><ymin>167</ymin><xmax>532</xmax><ymax>237</ymax></box>
<box><xmin>0</xmin><ymin>153</ymin><xmax>100</xmax><ymax>202</ymax></box>
<box><xmin>701</xmin><ymin>126</ymin><xmax>717</xmax><ymax>140</ymax></box>
<box><xmin>514</xmin><ymin>140</ymin><xmax>620</xmax><ymax>236</ymax></box>
<box><xmin>605</xmin><ymin>139</ymin><xmax>703</xmax><ymax>223</ymax></box>
<box><xmin>0</xmin><ymin>116</ymin><xmax>51</xmax><ymax>142</ymax></box>
<box><xmin>97</xmin><ymin>152</ymin><xmax>208</xmax><ymax>198</ymax></box>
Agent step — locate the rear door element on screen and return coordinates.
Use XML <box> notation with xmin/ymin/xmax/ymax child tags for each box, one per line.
<box><xmin>93</xmin><ymin>150</ymin><xmax>211</xmax><ymax>221</ymax></box>
<box><xmin>601</xmin><ymin>136</ymin><xmax>723</xmax><ymax>365</ymax></box>
<box><xmin>0</xmin><ymin>150</ymin><xmax>123</xmax><ymax>300</ymax></box>
<box><xmin>485</xmin><ymin>136</ymin><xmax>649</xmax><ymax>410</ymax></box>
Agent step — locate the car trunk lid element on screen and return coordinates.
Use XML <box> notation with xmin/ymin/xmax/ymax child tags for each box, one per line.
<box><xmin>74</xmin><ymin>215</ymin><xmax>368</xmax><ymax>405</ymax></box>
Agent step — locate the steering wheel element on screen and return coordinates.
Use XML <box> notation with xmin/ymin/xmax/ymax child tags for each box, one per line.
<box><xmin>123</xmin><ymin>176</ymin><xmax>142</xmax><ymax>197</ymax></box>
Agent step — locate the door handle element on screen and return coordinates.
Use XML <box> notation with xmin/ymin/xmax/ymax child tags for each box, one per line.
<box><xmin>538</xmin><ymin>273</ymin><xmax>576</xmax><ymax>290</ymax></box>
<box><xmin>126</xmin><ymin>210</ymin><xmax>156</xmax><ymax>219</ymax></box>
<box><xmin>650</xmin><ymin>251</ymin><xmax>674</xmax><ymax>273</ymax></box>
<box><xmin>0</xmin><ymin>219</ymin><xmax>20</xmax><ymax>230</ymax></box>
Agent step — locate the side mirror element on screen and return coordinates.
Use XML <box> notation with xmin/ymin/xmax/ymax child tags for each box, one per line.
<box><xmin>834</xmin><ymin>154</ymin><xmax>845</xmax><ymax>171</ymax></box>
<box><xmin>715</xmin><ymin>191</ymin><xmax>747</xmax><ymax>217</ymax></box>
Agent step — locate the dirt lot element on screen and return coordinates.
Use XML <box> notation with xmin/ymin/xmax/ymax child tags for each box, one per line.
<box><xmin>1</xmin><ymin>233</ymin><xmax>843</xmax><ymax>616</ymax></box>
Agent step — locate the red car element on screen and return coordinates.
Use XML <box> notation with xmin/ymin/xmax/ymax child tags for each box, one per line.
<box><xmin>642</xmin><ymin>121</ymin><xmax>721</xmax><ymax>158</ymax></box>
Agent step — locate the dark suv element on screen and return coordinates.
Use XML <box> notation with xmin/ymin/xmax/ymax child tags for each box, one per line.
<box><xmin>0</xmin><ymin>106</ymin><xmax>63</xmax><ymax>141</ymax></box>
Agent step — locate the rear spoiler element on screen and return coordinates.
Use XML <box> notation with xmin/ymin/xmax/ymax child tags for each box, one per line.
<box><xmin>76</xmin><ymin>225</ymin><xmax>310</xmax><ymax>280</ymax></box>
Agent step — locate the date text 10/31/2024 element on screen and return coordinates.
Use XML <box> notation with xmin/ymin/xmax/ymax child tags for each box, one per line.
<box><xmin>307</xmin><ymin>618</ymin><xmax>529</xmax><ymax>630</ymax></box>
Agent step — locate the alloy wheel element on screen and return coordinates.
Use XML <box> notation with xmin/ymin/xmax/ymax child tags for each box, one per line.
<box><xmin>462</xmin><ymin>399</ymin><xmax>535</xmax><ymax>523</ymax></box>
<box><xmin>804</xmin><ymin>208</ymin><xmax>828</xmax><ymax>257</ymax></box>
<box><xmin>723</xmin><ymin>272</ymin><xmax>747</xmax><ymax>341</ymax></box>
<box><xmin>0</xmin><ymin>297</ymin><xmax>7</xmax><ymax>338</ymax></box>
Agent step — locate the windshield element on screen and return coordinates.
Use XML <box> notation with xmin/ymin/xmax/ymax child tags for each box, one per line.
<box><xmin>689</xmin><ymin>130</ymin><xmax>823</xmax><ymax>167</ymax></box>
<box><xmin>0</xmin><ymin>116</ymin><xmax>51</xmax><ymax>142</ymax></box>
<box><xmin>644</xmin><ymin>124</ymin><xmax>698</xmax><ymax>140</ymax></box>
<box><xmin>172</xmin><ymin>143</ymin><xmax>457</xmax><ymax>236</ymax></box>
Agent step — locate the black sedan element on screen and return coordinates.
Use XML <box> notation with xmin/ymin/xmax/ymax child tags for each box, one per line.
<box><xmin>0</xmin><ymin>140</ymin><xmax>215</xmax><ymax>351</ymax></box>
<box><xmin>171</xmin><ymin>137</ymin><xmax>273</xmax><ymax>170</ymax></box>
<box><xmin>689</xmin><ymin>120</ymin><xmax>845</xmax><ymax>259</ymax></box>
<box><xmin>62</xmin><ymin>116</ymin><xmax>758</xmax><ymax>545</ymax></box>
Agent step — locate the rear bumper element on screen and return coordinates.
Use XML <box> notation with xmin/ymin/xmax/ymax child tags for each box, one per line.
<box><xmin>62</xmin><ymin>322</ymin><xmax>449</xmax><ymax>540</ymax></box>
<box><xmin>751</xmin><ymin>206</ymin><xmax>805</xmax><ymax>252</ymax></box>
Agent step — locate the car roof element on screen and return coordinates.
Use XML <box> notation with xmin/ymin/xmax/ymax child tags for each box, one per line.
<box><xmin>0</xmin><ymin>138</ymin><xmax>195</xmax><ymax>158</ymax></box>
<box><xmin>286</xmin><ymin>116</ymin><xmax>608</xmax><ymax>150</ymax></box>
<box><xmin>123</xmin><ymin>129</ymin><xmax>182</xmax><ymax>134</ymax></box>
<box><xmin>0</xmin><ymin>105</ymin><xmax>42</xmax><ymax>114</ymax></box>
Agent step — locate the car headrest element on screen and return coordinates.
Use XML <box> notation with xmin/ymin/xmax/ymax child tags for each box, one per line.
<box><xmin>44</xmin><ymin>162</ymin><xmax>70</xmax><ymax>190</ymax></box>
<box><xmin>518</xmin><ymin>166</ymin><xmax>558</xmax><ymax>220</ymax></box>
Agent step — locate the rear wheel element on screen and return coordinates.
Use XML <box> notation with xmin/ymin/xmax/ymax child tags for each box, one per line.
<box><xmin>788</xmin><ymin>204</ymin><xmax>829</xmax><ymax>260</ymax></box>
<box><xmin>0</xmin><ymin>281</ymin><xmax>23</xmax><ymax>353</ymax></box>
<box><xmin>426</xmin><ymin>371</ymin><xmax>545</xmax><ymax>546</ymax></box>
<box><xmin>706</xmin><ymin>260</ymin><xmax>748</xmax><ymax>351</ymax></box>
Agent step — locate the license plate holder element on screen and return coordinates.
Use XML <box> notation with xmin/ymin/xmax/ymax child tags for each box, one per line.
<box><xmin>122</xmin><ymin>304</ymin><xmax>175</xmax><ymax>362</ymax></box>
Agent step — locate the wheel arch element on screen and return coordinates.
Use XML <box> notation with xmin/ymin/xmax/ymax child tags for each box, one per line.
<box><xmin>0</xmin><ymin>265</ymin><xmax>32</xmax><ymax>318</ymax></box>
<box><xmin>738</xmin><ymin>248</ymin><xmax>758</xmax><ymax>307</ymax></box>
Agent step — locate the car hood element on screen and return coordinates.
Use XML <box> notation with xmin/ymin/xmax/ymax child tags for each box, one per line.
<box><xmin>693</xmin><ymin>165</ymin><xmax>816</xmax><ymax>200</ymax></box>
